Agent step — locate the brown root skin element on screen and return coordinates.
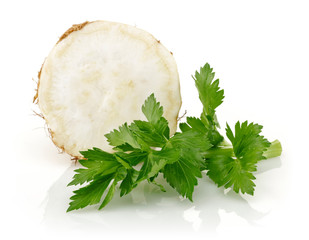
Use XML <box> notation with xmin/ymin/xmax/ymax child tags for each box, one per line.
<box><xmin>33</xmin><ymin>89</ymin><xmax>38</xmax><ymax>103</ymax></box>
<box><xmin>33</xmin><ymin>64</ymin><xmax>43</xmax><ymax>103</ymax></box>
<box><xmin>177</xmin><ymin>110</ymin><xmax>187</xmax><ymax>121</ymax></box>
<box><xmin>57</xmin><ymin>21</ymin><xmax>90</xmax><ymax>43</ymax></box>
<box><xmin>71</xmin><ymin>156</ymin><xmax>80</xmax><ymax>164</ymax></box>
<box><xmin>32</xmin><ymin>110</ymin><xmax>45</xmax><ymax>119</ymax></box>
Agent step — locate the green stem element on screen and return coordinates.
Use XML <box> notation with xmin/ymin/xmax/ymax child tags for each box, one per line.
<box><xmin>263</xmin><ymin>139</ymin><xmax>282</xmax><ymax>159</ymax></box>
<box><xmin>203</xmin><ymin>139</ymin><xmax>282</xmax><ymax>159</ymax></box>
<box><xmin>203</xmin><ymin>146</ymin><xmax>234</xmax><ymax>158</ymax></box>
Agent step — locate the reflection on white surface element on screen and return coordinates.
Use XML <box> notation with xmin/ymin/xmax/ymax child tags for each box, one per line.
<box><xmin>42</xmin><ymin>157</ymin><xmax>281</xmax><ymax>234</ymax></box>
<box><xmin>183</xmin><ymin>206</ymin><xmax>202</xmax><ymax>231</ymax></box>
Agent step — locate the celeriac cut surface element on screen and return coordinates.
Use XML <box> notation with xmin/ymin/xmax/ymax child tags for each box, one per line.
<box><xmin>38</xmin><ymin>21</ymin><xmax>181</xmax><ymax>157</ymax></box>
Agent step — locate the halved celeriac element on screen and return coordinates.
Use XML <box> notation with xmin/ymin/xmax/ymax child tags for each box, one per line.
<box><xmin>36</xmin><ymin>20</ymin><xmax>181</xmax><ymax>158</ymax></box>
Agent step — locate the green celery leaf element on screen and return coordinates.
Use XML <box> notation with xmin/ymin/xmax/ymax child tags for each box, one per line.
<box><xmin>179</xmin><ymin>122</ymin><xmax>191</xmax><ymax>132</ymax></box>
<box><xmin>162</xmin><ymin>130</ymin><xmax>212</xmax><ymax>200</ymax></box>
<box><xmin>105</xmin><ymin>123</ymin><xmax>140</xmax><ymax>149</ymax></box>
<box><xmin>152</xmin><ymin>148</ymin><xmax>181</xmax><ymax>165</ymax></box>
<box><xmin>129</xmin><ymin>93</ymin><xmax>169</xmax><ymax>148</ymax></box>
<box><xmin>186</xmin><ymin>117</ymin><xmax>208</xmax><ymax>133</ymax></box>
<box><xmin>163</xmin><ymin>149</ymin><xmax>203</xmax><ymax>201</ymax></box>
<box><xmin>206</xmin><ymin>121</ymin><xmax>271</xmax><ymax>195</ymax></box>
<box><xmin>68</xmin><ymin>148</ymin><xmax>121</xmax><ymax>186</ymax></box>
<box><xmin>115</xmin><ymin>150</ymin><xmax>148</xmax><ymax>167</ymax></box>
<box><xmin>190</xmin><ymin>63</ymin><xmax>225</xmax><ymax>145</ymax></box>
<box><xmin>119</xmin><ymin>168</ymin><xmax>139</xmax><ymax>197</ymax></box>
<box><xmin>151</xmin><ymin>180</ymin><xmax>166</xmax><ymax>192</ymax></box>
<box><xmin>206</xmin><ymin>154</ymin><xmax>256</xmax><ymax>195</ymax></box>
<box><xmin>169</xmin><ymin>130</ymin><xmax>212</xmax><ymax>153</ymax></box>
<box><xmin>130</xmin><ymin>119</ymin><xmax>169</xmax><ymax>148</ymax></box>
<box><xmin>99</xmin><ymin>167</ymin><xmax>126</xmax><ymax>209</ymax></box>
<box><xmin>181</xmin><ymin>116</ymin><xmax>223</xmax><ymax>147</ymax></box>
<box><xmin>226</xmin><ymin>121</ymin><xmax>270</xmax><ymax>162</ymax></box>
<box><xmin>134</xmin><ymin>147</ymin><xmax>180</xmax><ymax>183</ymax></box>
<box><xmin>142</xmin><ymin>93</ymin><xmax>164</xmax><ymax>124</ymax></box>
<box><xmin>193</xmin><ymin>63</ymin><xmax>224</xmax><ymax>124</ymax></box>
<box><xmin>136</xmin><ymin>151</ymin><xmax>167</xmax><ymax>182</ymax></box>
<box><xmin>185</xmin><ymin>117</ymin><xmax>223</xmax><ymax>145</ymax></box>
<box><xmin>67</xmin><ymin>173</ymin><xmax>115</xmax><ymax>212</ymax></box>
<box><xmin>113</xmin><ymin>143</ymin><xmax>135</xmax><ymax>152</ymax></box>
<box><xmin>67</xmin><ymin>167</ymin><xmax>126</xmax><ymax>212</ymax></box>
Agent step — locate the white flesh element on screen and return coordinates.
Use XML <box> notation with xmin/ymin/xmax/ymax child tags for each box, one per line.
<box><xmin>38</xmin><ymin>21</ymin><xmax>181</xmax><ymax>157</ymax></box>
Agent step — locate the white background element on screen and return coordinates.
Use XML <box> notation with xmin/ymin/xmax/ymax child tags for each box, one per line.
<box><xmin>1</xmin><ymin>0</ymin><xmax>308</xmax><ymax>239</ymax></box>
